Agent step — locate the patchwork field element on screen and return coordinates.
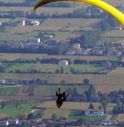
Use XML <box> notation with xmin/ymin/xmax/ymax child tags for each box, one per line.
<box><xmin>105</xmin><ymin>0</ymin><xmax>124</xmax><ymax>6</ymax></box>
<box><xmin>0</xmin><ymin>53</ymin><xmax>118</xmax><ymax>61</ymax></box>
<box><xmin>0</xmin><ymin>69</ymin><xmax>124</xmax><ymax>92</ymax></box>
<box><xmin>0</xmin><ymin>85</ymin><xmax>23</xmax><ymax>96</ymax></box>
<box><xmin>38</xmin><ymin>101</ymin><xmax>115</xmax><ymax>119</ymax></box>
<box><xmin>0</xmin><ymin>0</ymin><xmax>124</xmax><ymax>43</ymax></box>
<box><xmin>102</xmin><ymin>30</ymin><xmax>124</xmax><ymax>38</ymax></box>
<box><xmin>115</xmin><ymin>114</ymin><xmax>124</xmax><ymax>122</ymax></box>
<box><xmin>34</xmin><ymin>85</ymin><xmax>89</xmax><ymax>96</ymax></box>
<box><xmin>2</xmin><ymin>63</ymin><xmax>105</xmax><ymax>73</ymax></box>
<box><xmin>0</xmin><ymin>0</ymin><xmax>25</xmax><ymax>3</ymax></box>
<box><xmin>0</xmin><ymin>101</ymin><xmax>40</xmax><ymax>117</ymax></box>
<box><xmin>0</xmin><ymin>86</ymin><xmax>21</xmax><ymax>96</ymax></box>
<box><xmin>4</xmin><ymin>63</ymin><xmax>34</xmax><ymax>73</ymax></box>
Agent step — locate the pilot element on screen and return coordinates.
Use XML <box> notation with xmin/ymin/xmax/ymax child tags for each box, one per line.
<box><xmin>56</xmin><ymin>88</ymin><xmax>69</xmax><ymax>108</ymax></box>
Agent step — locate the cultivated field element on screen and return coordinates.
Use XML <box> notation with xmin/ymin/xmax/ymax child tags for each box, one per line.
<box><xmin>34</xmin><ymin>85</ymin><xmax>89</xmax><ymax>96</ymax></box>
<box><xmin>0</xmin><ymin>85</ymin><xmax>22</xmax><ymax>96</ymax></box>
<box><xmin>105</xmin><ymin>0</ymin><xmax>124</xmax><ymax>6</ymax></box>
<box><xmin>2</xmin><ymin>63</ymin><xmax>105</xmax><ymax>73</ymax></box>
<box><xmin>0</xmin><ymin>68</ymin><xmax>124</xmax><ymax>92</ymax></box>
<box><xmin>0</xmin><ymin>0</ymin><xmax>25</xmax><ymax>3</ymax></box>
<box><xmin>0</xmin><ymin>6</ymin><xmax>82</xmax><ymax>15</ymax></box>
<box><xmin>0</xmin><ymin>101</ymin><xmax>40</xmax><ymax>117</ymax></box>
<box><xmin>102</xmin><ymin>30</ymin><xmax>124</xmax><ymax>38</ymax></box>
<box><xmin>115</xmin><ymin>114</ymin><xmax>124</xmax><ymax>122</ymax></box>
<box><xmin>38</xmin><ymin>101</ymin><xmax>115</xmax><ymax>118</ymax></box>
<box><xmin>0</xmin><ymin>53</ymin><xmax>118</xmax><ymax>61</ymax></box>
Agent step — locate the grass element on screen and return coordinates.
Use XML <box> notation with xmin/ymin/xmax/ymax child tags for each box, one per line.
<box><xmin>34</xmin><ymin>64</ymin><xmax>59</xmax><ymax>73</ymax></box>
<box><xmin>37</xmin><ymin>101</ymin><xmax>115</xmax><ymax>111</ymax></box>
<box><xmin>0</xmin><ymin>53</ymin><xmax>119</xmax><ymax>62</ymax></box>
<box><xmin>0</xmin><ymin>101</ymin><xmax>39</xmax><ymax>117</ymax></box>
<box><xmin>0</xmin><ymin>100</ymin><xmax>115</xmax><ymax>118</ymax></box>
<box><xmin>102</xmin><ymin>30</ymin><xmax>124</xmax><ymax>38</ymax></box>
<box><xmin>52</xmin><ymin>31</ymin><xmax>80</xmax><ymax>40</ymax></box>
<box><xmin>0</xmin><ymin>107</ymin><xmax>31</xmax><ymax>117</ymax></box>
<box><xmin>0</xmin><ymin>71</ymin><xmax>124</xmax><ymax>92</ymax></box>
<box><xmin>1</xmin><ymin>63</ymin><xmax>105</xmax><ymax>73</ymax></box>
<box><xmin>0</xmin><ymin>72</ymin><xmax>123</xmax><ymax>90</ymax></box>
<box><xmin>0</xmin><ymin>85</ymin><xmax>21</xmax><ymax>96</ymax></box>
<box><xmin>43</xmin><ymin>109</ymin><xmax>70</xmax><ymax>119</ymax></box>
<box><xmin>68</xmin><ymin>64</ymin><xmax>105</xmax><ymax>73</ymax></box>
<box><xmin>34</xmin><ymin>64</ymin><xmax>105</xmax><ymax>73</ymax></box>
<box><xmin>42</xmin><ymin>18</ymin><xmax>102</xmax><ymax>27</ymax></box>
<box><xmin>5</xmin><ymin>63</ymin><xmax>34</xmax><ymax>73</ymax></box>
<box><xmin>69</xmin><ymin>112</ymin><xmax>104</xmax><ymax>122</ymax></box>
<box><xmin>34</xmin><ymin>85</ymin><xmax>89</xmax><ymax>96</ymax></box>
<box><xmin>37</xmin><ymin>101</ymin><xmax>115</xmax><ymax>119</ymax></box>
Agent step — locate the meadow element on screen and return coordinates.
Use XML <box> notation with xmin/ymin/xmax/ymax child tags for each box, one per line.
<box><xmin>0</xmin><ymin>85</ymin><xmax>21</xmax><ymax>96</ymax></box>
<box><xmin>0</xmin><ymin>53</ymin><xmax>119</xmax><ymax>61</ymax></box>
<box><xmin>0</xmin><ymin>101</ymin><xmax>40</xmax><ymax>117</ymax></box>
<box><xmin>2</xmin><ymin>63</ymin><xmax>105</xmax><ymax>73</ymax></box>
<box><xmin>34</xmin><ymin>84</ymin><xmax>89</xmax><ymax>96</ymax></box>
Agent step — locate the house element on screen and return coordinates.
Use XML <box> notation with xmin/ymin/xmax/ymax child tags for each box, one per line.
<box><xmin>66</xmin><ymin>50</ymin><xmax>75</xmax><ymax>55</ymax></box>
<box><xmin>72</xmin><ymin>43</ymin><xmax>81</xmax><ymax>53</ymax></box>
<box><xmin>59</xmin><ymin>60</ymin><xmax>69</xmax><ymax>66</ymax></box>
<box><xmin>85</xmin><ymin>109</ymin><xmax>104</xmax><ymax>116</ymax></box>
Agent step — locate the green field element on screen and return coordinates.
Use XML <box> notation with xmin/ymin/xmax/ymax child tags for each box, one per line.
<box><xmin>34</xmin><ymin>64</ymin><xmax>105</xmax><ymax>73</ymax></box>
<box><xmin>1</xmin><ymin>63</ymin><xmax>105</xmax><ymax>73</ymax></box>
<box><xmin>43</xmin><ymin>109</ymin><xmax>70</xmax><ymax>119</ymax></box>
<box><xmin>0</xmin><ymin>101</ymin><xmax>39</xmax><ymax>117</ymax></box>
<box><xmin>69</xmin><ymin>112</ymin><xmax>104</xmax><ymax>122</ymax></box>
<box><xmin>34</xmin><ymin>85</ymin><xmax>89</xmax><ymax>96</ymax></box>
<box><xmin>5</xmin><ymin>63</ymin><xmax>34</xmax><ymax>73</ymax></box>
<box><xmin>0</xmin><ymin>85</ymin><xmax>21</xmax><ymax>96</ymax></box>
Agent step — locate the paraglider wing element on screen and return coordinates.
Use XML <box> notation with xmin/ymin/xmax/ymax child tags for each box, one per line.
<box><xmin>34</xmin><ymin>0</ymin><xmax>124</xmax><ymax>25</ymax></box>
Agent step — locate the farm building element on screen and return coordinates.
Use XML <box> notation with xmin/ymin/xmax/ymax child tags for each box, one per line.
<box><xmin>85</xmin><ymin>109</ymin><xmax>104</xmax><ymax>116</ymax></box>
<box><xmin>59</xmin><ymin>60</ymin><xmax>69</xmax><ymax>66</ymax></box>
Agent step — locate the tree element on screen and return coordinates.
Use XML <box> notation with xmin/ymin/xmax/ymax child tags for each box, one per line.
<box><xmin>85</xmin><ymin>84</ymin><xmax>96</xmax><ymax>102</ymax></box>
<box><xmin>83</xmin><ymin>79</ymin><xmax>90</xmax><ymax>85</ymax></box>
<box><xmin>79</xmin><ymin>31</ymin><xmax>100</xmax><ymax>47</ymax></box>
<box><xmin>15</xmin><ymin>100</ymin><xmax>20</xmax><ymax>108</ymax></box>
<box><xmin>69</xmin><ymin>67</ymin><xmax>76</xmax><ymax>74</ymax></box>
<box><xmin>52</xmin><ymin>113</ymin><xmax>58</xmax><ymax>120</ymax></box>
<box><xmin>0</xmin><ymin>101</ymin><xmax>6</xmax><ymax>109</ymax></box>
<box><xmin>27</xmin><ymin>113</ymin><xmax>34</xmax><ymax>120</ymax></box>
<box><xmin>100</xmin><ymin>94</ymin><xmax>109</xmax><ymax>113</ymax></box>
<box><xmin>35</xmin><ymin>111</ymin><xmax>43</xmax><ymax>118</ymax></box>
<box><xmin>88</xmin><ymin>103</ymin><xmax>94</xmax><ymax>109</ymax></box>
<box><xmin>28</xmin><ymin>85</ymin><xmax>34</xmax><ymax>96</ymax></box>
<box><xmin>60</xmin><ymin>66</ymin><xmax>64</xmax><ymax>74</ymax></box>
<box><xmin>72</xmin><ymin>88</ymin><xmax>78</xmax><ymax>95</ymax></box>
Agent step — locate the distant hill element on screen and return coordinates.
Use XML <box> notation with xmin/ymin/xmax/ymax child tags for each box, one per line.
<box><xmin>0</xmin><ymin>0</ymin><xmax>123</xmax><ymax>7</ymax></box>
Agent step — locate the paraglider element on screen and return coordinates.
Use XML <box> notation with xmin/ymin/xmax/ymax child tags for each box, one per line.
<box><xmin>34</xmin><ymin>0</ymin><xmax>124</xmax><ymax>25</ymax></box>
<box><xmin>56</xmin><ymin>88</ymin><xmax>69</xmax><ymax>108</ymax></box>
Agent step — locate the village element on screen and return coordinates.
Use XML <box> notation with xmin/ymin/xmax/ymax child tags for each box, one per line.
<box><xmin>0</xmin><ymin>0</ymin><xmax>124</xmax><ymax>127</ymax></box>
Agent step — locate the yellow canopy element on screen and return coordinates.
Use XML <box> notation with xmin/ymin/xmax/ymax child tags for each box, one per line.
<box><xmin>34</xmin><ymin>0</ymin><xmax>124</xmax><ymax>26</ymax></box>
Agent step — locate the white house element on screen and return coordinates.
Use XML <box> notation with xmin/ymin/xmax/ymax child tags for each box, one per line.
<box><xmin>59</xmin><ymin>60</ymin><xmax>69</xmax><ymax>66</ymax></box>
<box><xmin>85</xmin><ymin>109</ymin><xmax>104</xmax><ymax>116</ymax></box>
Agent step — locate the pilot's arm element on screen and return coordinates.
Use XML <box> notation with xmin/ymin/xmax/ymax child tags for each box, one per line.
<box><xmin>56</xmin><ymin>88</ymin><xmax>60</xmax><ymax>97</ymax></box>
<box><xmin>56</xmin><ymin>91</ymin><xmax>59</xmax><ymax>97</ymax></box>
